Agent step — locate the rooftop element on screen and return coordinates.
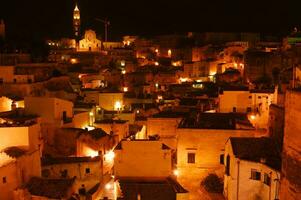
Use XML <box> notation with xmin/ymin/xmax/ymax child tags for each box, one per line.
<box><xmin>0</xmin><ymin>109</ymin><xmax>38</xmax><ymax>127</ymax></box>
<box><xmin>95</xmin><ymin>119</ymin><xmax>128</xmax><ymax>124</ymax></box>
<box><xmin>115</xmin><ymin>140</ymin><xmax>171</xmax><ymax>150</ymax></box>
<box><xmin>179</xmin><ymin>112</ymin><xmax>254</xmax><ymax>130</ymax></box>
<box><xmin>151</xmin><ymin>110</ymin><xmax>188</xmax><ymax>118</ymax></box>
<box><xmin>41</xmin><ymin>156</ymin><xmax>101</xmax><ymax>166</ymax></box>
<box><xmin>230</xmin><ymin>137</ymin><xmax>281</xmax><ymax>171</ymax></box>
<box><xmin>118</xmin><ymin>177</ymin><xmax>187</xmax><ymax>200</ymax></box>
<box><xmin>80</xmin><ymin>128</ymin><xmax>108</xmax><ymax>140</ymax></box>
<box><xmin>25</xmin><ymin>177</ymin><xmax>76</xmax><ymax>199</ymax></box>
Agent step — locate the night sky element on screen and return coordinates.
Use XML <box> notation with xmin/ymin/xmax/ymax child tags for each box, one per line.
<box><xmin>0</xmin><ymin>0</ymin><xmax>299</xmax><ymax>41</ymax></box>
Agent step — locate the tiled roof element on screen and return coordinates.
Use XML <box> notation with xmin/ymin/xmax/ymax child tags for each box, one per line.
<box><xmin>230</xmin><ymin>137</ymin><xmax>281</xmax><ymax>171</ymax></box>
<box><xmin>81</xmin><ymin>128</ymin><xmax>108</xmax><ymax>140</ymax></box>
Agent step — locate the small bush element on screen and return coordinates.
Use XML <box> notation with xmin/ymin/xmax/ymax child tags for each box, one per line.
<box><xmin>201</xmin><ymin>173</ymin><xmax>223</xmax><ymax>193</ymax></box>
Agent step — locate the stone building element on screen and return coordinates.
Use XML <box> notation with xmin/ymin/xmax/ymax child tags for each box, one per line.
<box><xmin>79</xmin><ymin>30</ymin><xmax>101</xmax><ymax>52</ymax></box>
<box><xmin>280</xmin><ymin>90</ymin><xmax>301</xmax><ymax>200</ymax></box>
<box><xmin>223</xmin><ymin>137</ymin><xmax>281</xmax><ymax>200</ymax></box>
<box><xmin>177</xmin><ymin>113</ymin><xmax>259</xmax><ymax>176</ymax></box>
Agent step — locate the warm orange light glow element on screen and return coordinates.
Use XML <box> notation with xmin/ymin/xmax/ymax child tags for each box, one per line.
<box><xmin>70</xmin><ymin>58</ymin><xmax>78</xmax><ymax>64</ymax></box>
<box><xmin>105</xmin><ymin>183</ymin><xmax>113</xmax><ymax>190</ymax></box>
<box><xmin>155</xmin><ymin>48</ymin><xmax>159</xmax><ymax>53</ymax></box>
<box><xmin>179</xmin><ymin>77</ymin><xmax>190</xmax><ymax>83</ymax></box>
<box><xmin>105</xmin><ymin>151</ymin><xmax>115</xmax><ymax>162</ymax></box>
<box><xmin>121</xmin><ymin>69</ymin><xmax>126</xmax><ymax>74</ymax></box>
<box><xmin>114</xmin><ymin>101</ymin><xmax>122</xmax><ymax>111</ymax></box>
<box><xmin>250</xmin><ymin>115</ymin><xmax>256</xmax><ymax>120</ymax></box>
<box><xmin>173</xmin><ymin>169</ymin><xmax>179</xmax><ymax>176</ymax></box>
<box><xmin>121</xmin><ymin>60</ymin><xmax>125</xmax><ymax>67</ymax></box>
<box><xmin>168</xmin><ymin>49</ymin><xmax>172</xmax><ymax>57</ymax></box>
<box><xmin>155</xmin><ymin>62</ymin><xmax>159</xmax><ymax>66</ymax></box>
<box><xmin>78</xmin><ymin>74</ymin><xmax>86</xmax><ymax>79</ymax></box>
<box><xmin>123</xmin><ymin>87</ymin><xmax>128</xmax><ymax>92</ymax></box>
<box><xmin>172</xmin><ymin>61</ymin><xmax>181</xmax><ymax>67</ymax></box>
<box><xmin>85</xmin><ymin>147</ymin><xmax>98</xmax><ymax>157</ymax></box>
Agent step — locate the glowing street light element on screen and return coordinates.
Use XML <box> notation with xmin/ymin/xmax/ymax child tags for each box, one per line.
<box><xmin>70</xmin><ymin>58</ymin><xmax>78</xmax><ymax>64</ymax></box>
<box><xmin>105</xmin><ymin>183</ymin><xmax>113</xmax><ymax>190</ymax></box>
<box><xmin>123</xmin><ymin>87</ymin><xmax>128</xmax><ymax>92</ymax></box>
<box><xmin>121</xmin><ymin>60</ymin><xmax>125</xmax><ymax>67</ymax></box>
<box><xmin>173</xmin><ymin>169</ymin><xmax>179</xmax><ymax>176</ymax></box>
<box><xmin>85</xmin><ymin>148</ymin><xmax>98</xmax><ymax>158</ymax></box>
<box><xmin>168</xmin><ymin>49</ymin><xmax>172</xmax><ymax>57</ymax></box>
<box><xmin>114</xmin><ymin>101</ymin><xmax>122</xmax><ymax>111</ymax></box>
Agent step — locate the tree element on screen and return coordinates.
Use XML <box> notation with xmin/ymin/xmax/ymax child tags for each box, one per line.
<box><xmin>201</xmin><ymin>173</ymin><xmax>223</xmax><ymax>193</ymax></box>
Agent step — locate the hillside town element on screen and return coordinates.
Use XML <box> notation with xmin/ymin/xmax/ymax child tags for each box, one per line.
<box><xmin>0</xmin><ymin>2</ymin><xmax>301</xmax><ymax>200</ymax></box>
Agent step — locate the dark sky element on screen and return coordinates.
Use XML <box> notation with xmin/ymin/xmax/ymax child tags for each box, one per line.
<box><xmin>0</xmin><ymin>0</ymin><xmax>299</xmax><ymax>41</ymax></box>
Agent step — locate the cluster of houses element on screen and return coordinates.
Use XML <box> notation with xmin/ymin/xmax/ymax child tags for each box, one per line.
<box><xmin>0</xmin><ymin>5</ymin><xmax>301</xmax><ymax>200</ymax></box>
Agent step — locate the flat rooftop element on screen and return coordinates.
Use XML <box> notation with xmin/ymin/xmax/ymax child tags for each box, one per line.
<box><xmin>179</xmin><ymin>112</ymin><xmax>254</xmax><ymax>130</ymax></box>
<box><xmin>41</xmin><ymin>156</ymin><xmax>101</xmax><ymax>166</ymax></box>
<box><xmin>230</xmin><ymin>137</ymin><xmax>281</xmax><ymax>171</ymax></box>
<box><xmin>118</xmin><ymin>177</ymin><xmax>188</xmax><ymax>200</ymax></box>
<box><xmin>151</xmin><ymin>110</ymin><xmax>188</xmax><ymax>118</ymax></box>
<box><xmin>0</xmin><ymin>110</ymin><xmax>38</xmax><ymax>127</ymax></box>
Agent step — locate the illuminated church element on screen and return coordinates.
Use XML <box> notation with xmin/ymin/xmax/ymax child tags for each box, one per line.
<box><xmin>73</xmin><ymin>3</ymin><xmax>101</xmax><ymax>51</ymax></box>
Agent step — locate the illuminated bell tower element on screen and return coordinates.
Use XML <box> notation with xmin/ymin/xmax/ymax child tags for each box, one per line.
<box><xmin>73</xmin><ymin>3</ymin><xmax>80</xmax><ymax>39</ymax></box>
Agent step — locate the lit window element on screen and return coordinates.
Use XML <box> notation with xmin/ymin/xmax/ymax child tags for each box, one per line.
<box><xmin>187</xmin><ymin>153</ymin><xmax>195</xmax><ymax>164</ymax></box>
<box><xmin>251</xmin><ymin>169</ymin><xmax>261</xmax><ymax>181</ymax></box>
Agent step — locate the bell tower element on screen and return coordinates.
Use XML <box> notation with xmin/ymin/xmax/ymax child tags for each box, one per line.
<box><xmin>73</xmin><ymin>3</ymin><xmax>80</xmax><ymax>39</ymax></box>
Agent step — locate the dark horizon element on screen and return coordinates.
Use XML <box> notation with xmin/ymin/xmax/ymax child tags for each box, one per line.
<box><xmin>0</xmin><ymin>0</ymin><xmax>299</xmax><ymax>41</ymax></box>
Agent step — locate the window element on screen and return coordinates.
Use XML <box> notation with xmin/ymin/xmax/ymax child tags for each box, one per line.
<box><xmin>187</xmin><ymin>153</ymin><xmax>195</xmax><ymax>164</ymax></box>
<box><xmin>247</xmin><ymin>107</ymin><xmax>252</xmax><ymax>112</ymax></box>
<box><xmin>258</xmin><ymin>96</ymin><xmax>261</xmax><ymax>99</ymax></box>
<box><xmin>2</xmin><ymin>177</ymin><xmax>6</xmax><ymax>184</ymax></box>
<box><xmin>60</xmin><ymin>169</ymin><xmax>68</xmax><ymax>178</ymax></box>
<box><xmin>85</xmin><ymin>168</ymin><xmax>90</xmax><ymax>174</ymax></box>
<box><xmin>251</xmin><ymin>169</ymin><xmax>261</xmax><ymax>180</ymax></box>
<box><xmin>248</xmin><ymin>96</ymin><xmax>252</xmax><ymax>99</ymax></box>
<box><xmin>13</xmin><ymin>78</ymin><xmax>17</xmax><ymax>83</ymax></box>
<box><xmin>233</xmin><ymin>107</ymin><xmax>237</xmax><ymax>112</ymax></box>
<box><xmin>225</xmin><ymin>155</ymin><xmax>230</xmax><ymax>176</ymax></box>
<box><xmin>264</xmin><ymin>173</ymin><xmax>271</xmax><ymax>186</ymax></box>
<box><xmin>0</xmin><ymin>78</ymin><xmax>3</xmax><ymax>84</ymax></box>
<box><xmin>220</xmin><ymin>154</ymin><xmax>224</xmax><ymax>165</ymax></box>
